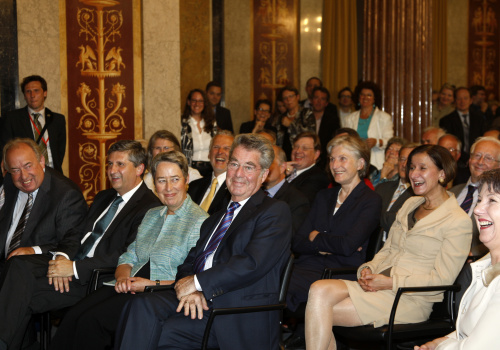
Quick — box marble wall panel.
[299,0,322,99]
[447,0,468,86]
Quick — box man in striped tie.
[116,133,293,350]
[451,136,500,258]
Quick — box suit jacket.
[1,106,67,173]
[176,190,292,350]
[317,105,341,167]
[0,168,87,264]
[375,181,414,232]
[187,176,231,215]
[293,182,382,267]
[272,180,310,233]
[215,105,233,132]
[450,183,488,257]
[68,182,161,284]
[439,109,486,156]
[289,164,330,204]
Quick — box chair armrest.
[144,284,175,293]
[322,266,358,279]
[87,267,115,295]
[202,303,286,350]
[387,284,461,344]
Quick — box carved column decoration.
[363,0,433,142]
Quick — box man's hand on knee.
[49,276,72,293]
[174,275,197,299]
[176,291,209,320]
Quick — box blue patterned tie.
[74,195,123,261]
[193,202,240,273]
[460,185,476,214]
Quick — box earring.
[438,178,444,184]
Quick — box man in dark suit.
[0,138,87,270]
[239,99,277,134]
[188,132,233,215]
[312,87,340,167]
[0,75,66,174]
[0,140,160,350]
[375,143,417,237]
[264,145,310,233]
[206,81,233,132]
[439,87,486,162]
[286,132,330,203]
[450,136,500,259]
[115,134,292,350]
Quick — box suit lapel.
[20,107,35,139]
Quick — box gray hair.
[327,135,370,178]
[470,136,500,160]
[107,140,147,168]
[209,130,234,150]
[150,151,189,180]
[230,133,274,171]
[438,134,462,152]
[3,138,42,171]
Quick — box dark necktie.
[74,195,124,261]
[32,113,48,158]
[460,185,476,214]
[462,114,470,152]
[287,169,298,183]
[193,202,240,273]
[7,193,34,256]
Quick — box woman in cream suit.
[305,145,472,350]
[343,81,394,170]
[416,168,500,349]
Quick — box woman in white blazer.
[416,168,500,350]
[343,81,394,170]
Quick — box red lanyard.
[28,112,49,146]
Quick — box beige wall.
[224,1,252,133]
[446,0,468,87]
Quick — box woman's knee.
[308,279,348,302]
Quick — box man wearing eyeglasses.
[438,134,469,186]
[239,99,277,134]
[115,134,292,350]
[285,132,329,204]
[450,136,500,257]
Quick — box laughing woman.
[305,144,472,350]
[415,168,500,349]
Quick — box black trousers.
[0,255,87,349]
[115,289,218,350]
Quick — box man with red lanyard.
[0,75,66,174]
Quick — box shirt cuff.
[194,275,202,291]
[73,261,79,279]
[32,246,42,254]
[52,252,70,260]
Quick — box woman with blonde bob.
[305,144,472,350]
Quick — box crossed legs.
[305,280,362,350]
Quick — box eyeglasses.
[153,146,174,153]
[227,161,261,174]
[359,93,374,98]
[283,94,297,101]
[257,108,271,113]
[340,95,352,99]
[190,99,204,104]
[446,148,458,153]
[470,152,500,165]
[292,145,315,152]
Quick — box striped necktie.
[193,202,240,273]
[32,113,48,158]
[7,193,34,256]
[460,185,476,214]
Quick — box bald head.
[438,134,461,161]
[421,127,446,145]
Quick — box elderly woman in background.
[287,135,382,314]
[181,89,218,177]
[415,168,500,349]
[305,145,472,350]
[432,83,455,127]
[370,137,407,187]
[144,130,202,191]
[343,81,394,170]
[50,151,209,350]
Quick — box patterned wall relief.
[66,0,140,203]
[468,0,499,100]
[253,0,298,111]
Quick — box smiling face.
[206,86,222,106]
[23,81,47,112]
[439,88,454,107]
[107,151,144,196]
[469,141,500,183]
[188,91,205,117]
[474,185,500,252]
[408,152,445,197]
[359,88,375,109]
[254,102,272,122]
[209,134,234,176]
[291,137,320,170]
[329,144,363,186]
[455,89,472,113]
[6,143,45,193]
[385,143,402,164]
[152,139,177,157]
[226,146,268,202]
[155,161,188,212]
[312,90,328,113]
